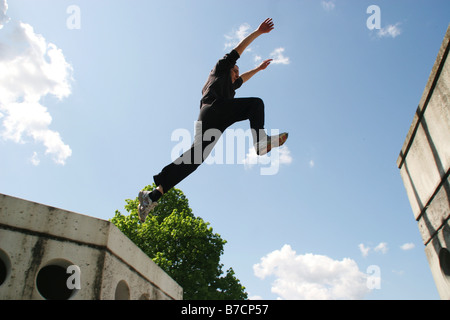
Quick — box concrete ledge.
[397,24,450,169]
[0,193,183,300]
[397,24,450,219]
[417,175,450,244]
[425,219,450,299]
[397,24,450,300]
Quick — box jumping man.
[138,18,288,222]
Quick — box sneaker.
[138,190,158,222]
[254,132,288,156]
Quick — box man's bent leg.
[217,98,266,144]
[217,98,288,156]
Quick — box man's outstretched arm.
[241,59,273,83]
[234,18,274,56]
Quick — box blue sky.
[1,0,449,300]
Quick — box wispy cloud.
[30,151,40,166]
[359,242,389,257]
[359,243,370,258]
[400,243,415,251]
[224,23,251,51]
[269,47,290,65]
[0,0,10,28]
[224,23,291,66]
[243,144,292,175]
[374,242,389,254]
[392,269,405,276]
[254,244,371,300]
[377,23,402,38]
[0,0,73,165]
[321,0,336,11]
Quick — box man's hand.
[257,59,273,71]
[257,18,275,35]
[241,59,273,84]
[234,18,274,56]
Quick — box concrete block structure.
[0,193,183,300]
[397,25,450,299]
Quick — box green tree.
[111,184,248,300]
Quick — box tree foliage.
[111,184,248,300]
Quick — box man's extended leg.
[152,119,221,193]
[139,125,219,222]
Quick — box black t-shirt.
[200,50,243,108]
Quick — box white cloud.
[243,147,258,168]
[253,54,262,65]
[224,23,251,51]
[321,0,336,11]
[359,243,370,258]
[392,269,405,276]
[243,145,292,174]
[0,1,73,165]
[0,0,9,28]
[269,47,290,65]
[309,160,315,168]
[224,23,291,66]
[30,151,40,166]
[359,242,389,257]
[377,23,402,38]
[374,242,388,254]
[278,145,293,165]
[254,244,371,300]
[400,243,415,251]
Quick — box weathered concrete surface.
[425,220,450,299]
[0,193,183,300]
[397,24,450,300]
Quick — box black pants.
[153,97,265,193]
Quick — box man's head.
[230,65,240,83]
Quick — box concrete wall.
[0,193,183,300]
[397,25,450,299]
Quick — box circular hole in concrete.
[115,280,130,300]
[139,293,150,300]
[439,247,450,284]
[0,249,11,286]
[36,260,78,300]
